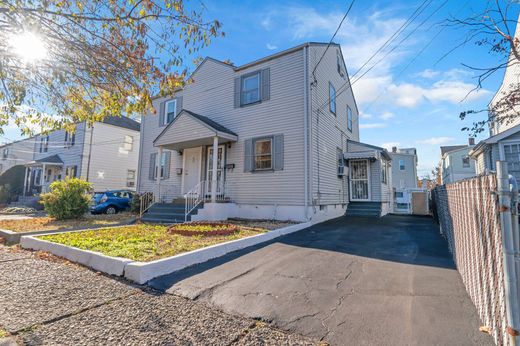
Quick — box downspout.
[85,124,94,182]
[303,45,309,221]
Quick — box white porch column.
[23,166,28,195]
[211,136,219,203]
[156,146,163,202]
[42,164,46,193]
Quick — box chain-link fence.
[433,174,509,345]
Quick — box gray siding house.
[137,42,392,222]
[23,117,140,195]
[0,137,35,175]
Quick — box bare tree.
[449,0,520,135]
[0,0,223,135]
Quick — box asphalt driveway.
[150,215,493,346]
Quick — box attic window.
[337,52,344,77]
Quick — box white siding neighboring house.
[137,42,397,222]
[440,141,476,184]
[0,138,35,174]
[23,116,140,195]
[388,147,420,214]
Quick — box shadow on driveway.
[149,214,492,346]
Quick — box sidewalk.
[0,245,316,346]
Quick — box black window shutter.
[158,101,165,126]
[149,153,157,180]
[176,96,183,116]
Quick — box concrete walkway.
[150,215,494,346]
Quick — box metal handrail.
[185,181,205,222]
[139,191,155,218]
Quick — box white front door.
[206,145,225,194]
[182,147,202,194]
[350,160,370,201]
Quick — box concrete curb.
[124,221,313,284]
[0,219,136,245]
[19,220,316,285]
[20,235,134,276]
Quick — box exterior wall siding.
[0,138,35,174]
[390,153,417,189]
[308,45,359,206]
[139,49,308,205]
[82,122,140,191]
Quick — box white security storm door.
[350,160,370,201]
[206,145,225,195]
[182,147,202,194]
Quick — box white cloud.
[380,111,394,120]
[381,142,400,150]
[417,137,455,145]
[360,123,387,129]
[266,43,277,50]
[359,112,373,119]
[261,15,273,30]
[416,69,440,79]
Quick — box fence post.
[497,161,520,344]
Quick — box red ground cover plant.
[168,222,241,237]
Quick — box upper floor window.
[40,136,49,153]
[241,72,260,105]
[337,51,345,77]
[164,99,177,124]
[123,135,133,151]
[329,82,336,115]
[382,162,388,183]
[347,106,353,132]
[64,132,75,148]
[3,148,9,159]
[399,159,405,171]
[254,138,272,170]
[462,156,470,168]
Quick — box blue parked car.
[90,190,134,214]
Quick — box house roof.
[470,122,520,157]
[346,140,392,161]
[153,109,238,148]
[34,154,63,164]
[102,116,140,132]
[183,110,237,136]
[440,145,467,156]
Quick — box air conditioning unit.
[338,165,348,177]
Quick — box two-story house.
[137,42,394,223]
[388,147,419,213]
[23,116,140,195]
[440,140,476,184]
[0,137,35,175]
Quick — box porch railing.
[139,191,155,218]
[184,180,227,222]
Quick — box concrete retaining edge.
[20,235,134,276]
[124,221,313,284]
[20,219,322,285]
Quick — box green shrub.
[130,193,141,214]
[40,178,93,220]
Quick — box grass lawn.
[40,223,269,262]
[0,213,134,233]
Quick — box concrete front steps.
[346,202,382,217]
[140,202,203,224]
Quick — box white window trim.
[253,137,273,171]
[241,72,261,106]
[164,99,177,125]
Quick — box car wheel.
[105,206,117,215]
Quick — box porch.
[143,110,238,223]
[23,155,64,196]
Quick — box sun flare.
[9,31,47,63]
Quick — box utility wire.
[312,0,356,82]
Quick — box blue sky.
[3,0,515,177]
[191,0,517,177]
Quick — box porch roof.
[344,150,382,161]
[154,109,238,150]
[26,154,64,166]
[345,140,392,161]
